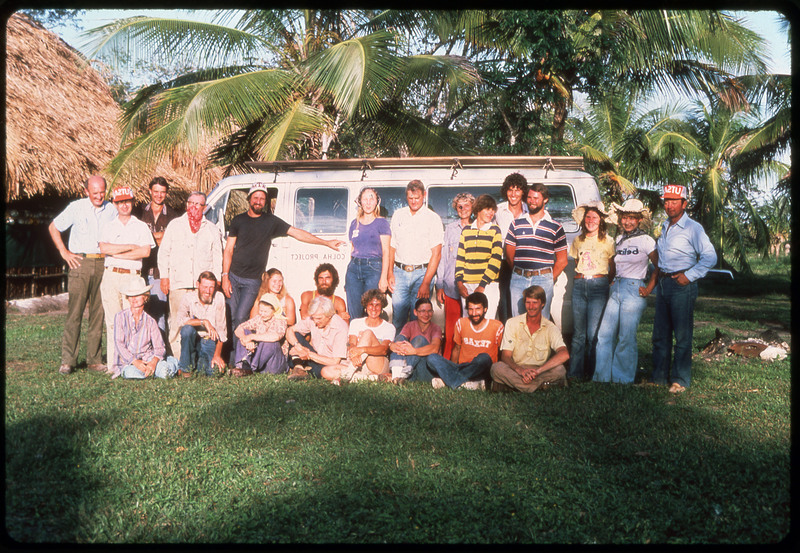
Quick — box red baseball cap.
[661,184,687,200]
[112,186,134,202]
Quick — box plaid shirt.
[113,309,166,371]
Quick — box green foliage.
[5,271,791,543]
[19,9,85,29]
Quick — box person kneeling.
[176,271,227,377]
[490,285,569,392]
[231,292,288,376]
[112,276,178,379]
[323,289,394,384]
[424,292,504,390]
[285,296,349,381]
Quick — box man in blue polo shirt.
[48,175,118,374]
[504,183,568,320]
[651,184,716,393]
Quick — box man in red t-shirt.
[425,292,504,390]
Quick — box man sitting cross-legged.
[490,285,569,392]
[422,292,504,390]
[285,296,349,381]
[111,276,179,380]
[388,297,443,384]
[176,271,228,377]
[322,289,395,384]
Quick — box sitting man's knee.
[180,325,196,339]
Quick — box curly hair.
[361,288,388,309]
[314,263,340,289]
[500,172,528,201]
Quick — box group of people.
[50,172,715,394]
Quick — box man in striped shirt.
[505,183,568,320]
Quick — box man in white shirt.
[99,186,155,373]
[158,191,223,358]
[388,180,443,332]
[48,175,117,374]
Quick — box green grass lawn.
[4,256,791,543]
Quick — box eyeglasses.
[187,201,206,207]
[416,308,433,313]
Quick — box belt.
[659,271,685,279]
[574,273,607,279]
[513,266,552,278]
[395,261,428,272]
[107,267,141,275]
[81,253,105,259]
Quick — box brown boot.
[287,365,309,381]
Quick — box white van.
[204,156,602,334]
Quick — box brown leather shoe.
[287,366,309,381]
[88,364,108,373]
[59,364,73,375]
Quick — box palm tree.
[83,10,480,185]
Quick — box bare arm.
[450,343,461,364]
[378,234,391,293]
[299,291,313,320]
[552,249,568,281]
[640,250,659,297]
[387,245,397,292]
[48,222,82,269]
[221,235,236,297]
[417,244,442,299]
[99,243,151,260]
[287,226,344,251]
[505,243,516,268]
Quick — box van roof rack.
[246,156,585,174]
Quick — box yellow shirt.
[569,234,615,276]
[500,314,566,366]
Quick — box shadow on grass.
[171,382,791,543]
[5,411,120,543]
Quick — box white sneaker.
[431,377,446,389]
[391,364,413,380]
[461,380,486,391]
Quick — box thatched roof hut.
[5,12,225,207]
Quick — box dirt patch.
[6,360,38,372]
[6,293,69,315]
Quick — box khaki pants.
[167,288,193,359]
[490,361,566,392]
[61,257,106,366]
[100,269,136,367]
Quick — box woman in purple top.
[345,187,391,318]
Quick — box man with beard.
[422,292,504,390]
[176,271,228,377]
[135,176,178,337]
[221,183,345,360]
[299,263,350,322]
[158,191,223,358]
[505,183,568,320]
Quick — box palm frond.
[255,100,329,161]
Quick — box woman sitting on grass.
[231,292,288,376]
[250,267,296,326]
[322,289,395,385]
[593,199,658,384]
[567,201,615,382]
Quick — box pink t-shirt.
[398,320,443,345]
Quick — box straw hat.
[571,201,609,225]
[258,292,285,319]
[122,276,152,297]
[609,198,652,230]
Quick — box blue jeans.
[228,272,262,360]
[510,271,554,319]
[345,257,383,319]
[425,352,492,389]
[179,325,218,376]
[389,335,432,382]
[568,277,609,380]
[594,278,647,383]
[651,277,698,387]
[122,356,179,379]
[391,266,428,332]
[145,276,168,335]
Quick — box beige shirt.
[158,214,223,289]
[176,290,228,343]
[100,216,155,271]
[500,314,566,367]
[390,206,443,265]
[292,314,349,359]
[569,234,615,276]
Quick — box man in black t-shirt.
[221,182,345,360]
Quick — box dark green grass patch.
[4,272,791,544]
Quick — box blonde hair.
[258,268,287,301]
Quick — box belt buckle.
[404,265,414,272]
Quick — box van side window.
[295,188,348,234]
[534,183,578,231]
[373,187,408,221]
[427,185,503,227]
[219,187,279,230]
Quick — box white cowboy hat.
[258,292,286,320]
[571,201,609,225]
[122,276,152,297]
[609,198,652,230]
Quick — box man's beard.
[469,314,485,325]
[528,203,544,215]
[317,283,336,296]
